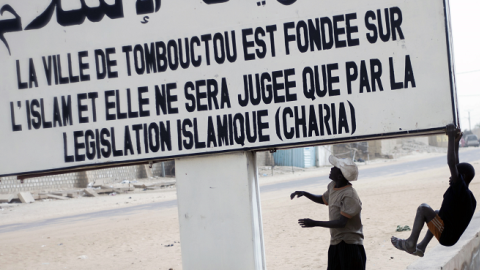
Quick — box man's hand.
[290,191,305,200]
[446,123,456,136]
[455,128,463,143]
[298,218,317,227]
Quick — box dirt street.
[1,149,480,270]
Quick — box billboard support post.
[175,151,265,270]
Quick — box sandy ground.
[1,149,480,270]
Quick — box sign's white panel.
[0,0,457,176]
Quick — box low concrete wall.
[0,161,175,194]
[407,212,480,270]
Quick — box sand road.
[1,149,480,269]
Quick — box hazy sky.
[450,0,480,130]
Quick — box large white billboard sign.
[0,0,457,176]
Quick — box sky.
[449,0,480,130]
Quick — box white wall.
[316,146,333,167]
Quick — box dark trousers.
[327,241,366,270]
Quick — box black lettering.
[282,107,294,139]
[95,49,107,79]
[272,70,285,103]
[155,41,168,72]
[370,59,383,92]
[378,9,391,42]
[100,128,112,158]
[284,68,297,102]
[42,56,53,86]
[194,118,206,149]
[184,82,195,112]
[257,110,269,142]
[308,19,321,51]
[78,51,90,81]
[195,80,208,111]
[105,90,116,120]
[124,126,134,156]
[200,34,212,66]
[62,95,73,126]
[85,130,96,160]
[338,102,349,134]
[390,7,404,40]
[213,32,225,64]
[134,44,145,75]
[29,58,39,88]
[345,61,358,95]
[255,27,267,58]
[190,37,201,67]
[217,115,229,146]
[225,31,237,63]
[359,60,371,93]
[127,89,138,118]
[10,102,22,131]
[77,93,89,123]
[122,45,133,76]
[320,17,333,50]
[67,53,79,83]
[160,121,171,151]
[182,119,193,150]
[116,90,127,120]
[53,97,62,127]
[144,42,157,73]
[333,15,346,48]
[245,111,257,143]
[106,47,118,78]
[64,133,74,162]
[365,11,377,43]
[30,99,41,129]
[242,28,255,61]
[327,64,340,96]
[178,38,190,69]
[132,124,143,154]
[404,55,416,88]
[111,127,123,157]
[345,13,359,46]
[207,79,219,110]
[294,106,307,138]
[74,130,85,161]
[57,55,69,84]
[233,113,245,146]
[138,86,150,117]
[207,116,217,147]
[220,78,231,109]
[16,60,28,89]
[265,25,277,57]
[389,57,403,90]
[308,105,319,137]
[283,22,295,55]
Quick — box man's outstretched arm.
[298,216,349,228]
[446,124,460,183]
[454,128,462,165]
[290,191,325,204]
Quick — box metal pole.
[291,149,293,174]
[469,111,471,131]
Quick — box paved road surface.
[1,149,479,234]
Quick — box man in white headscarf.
[291,155,365,270]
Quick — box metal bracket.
[149,161,153,168]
